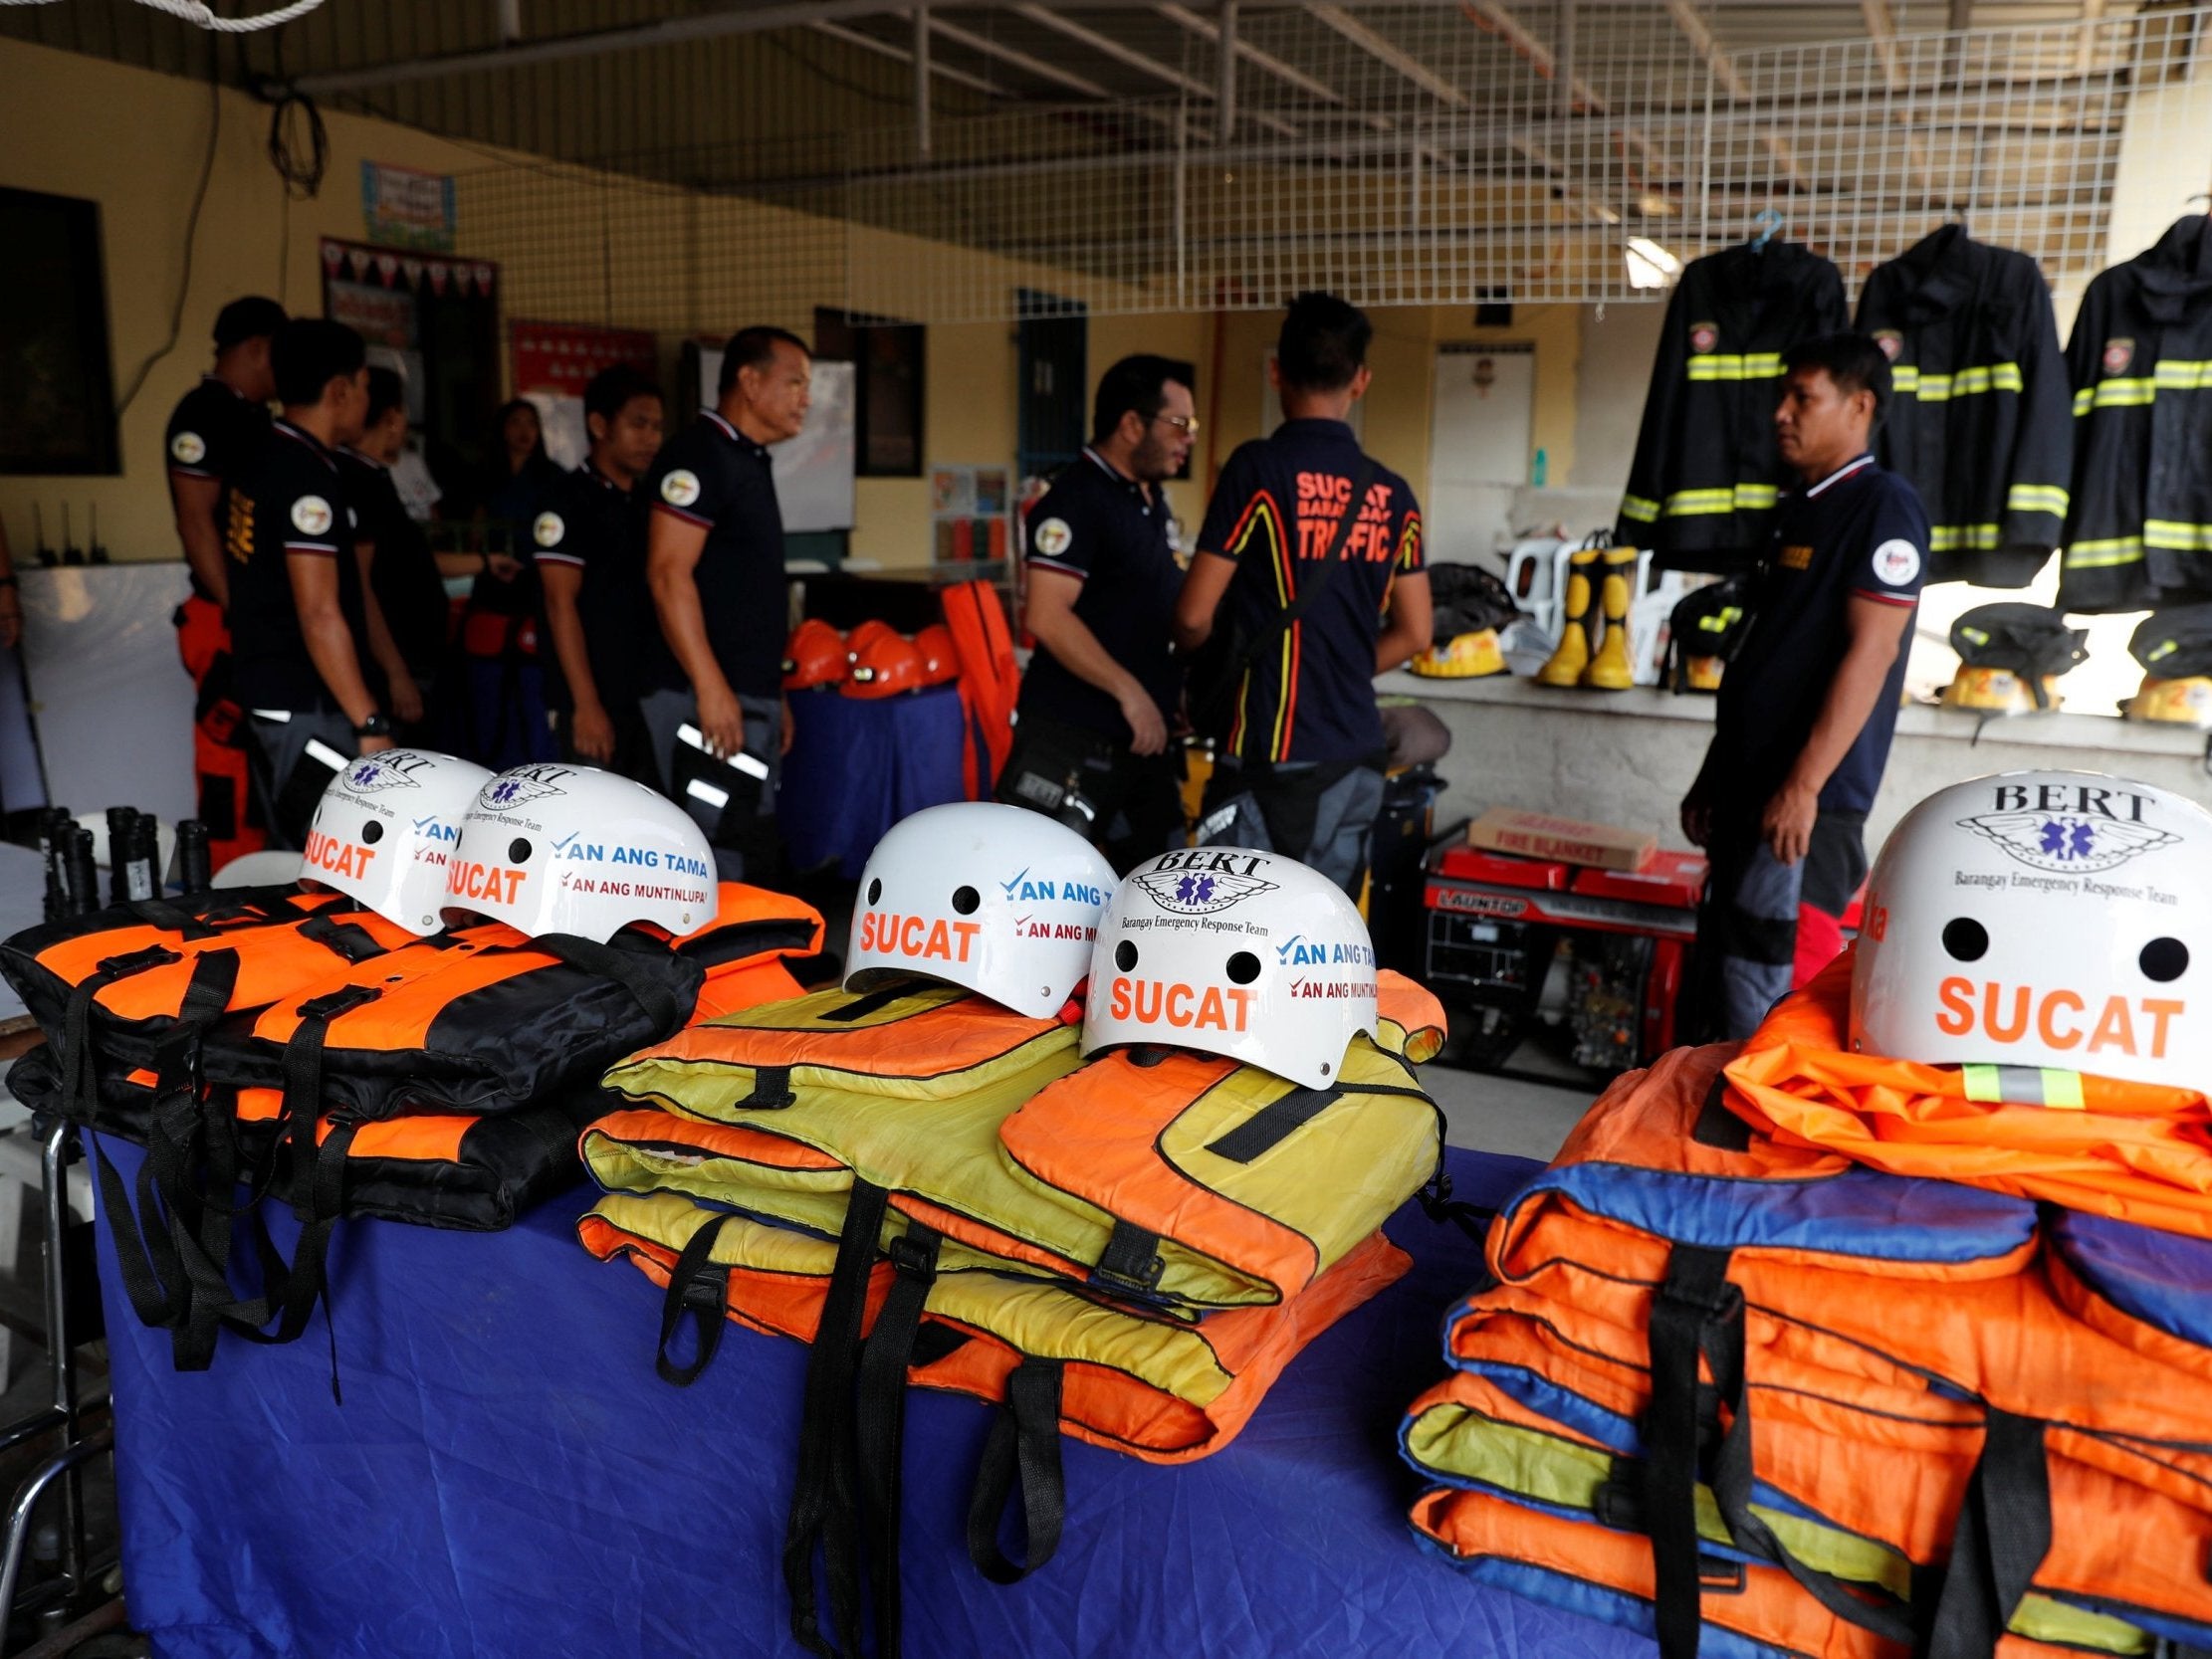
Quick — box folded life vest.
[0,886,417,1117]
[579,1190,1409,1659]
[1407,1490,2099,1659]
[1441,1037,2212,1657]
[202,887,823,1122]
[4,883,820,1371]
[1405,1304,2212,1653]
[594,970,1448,1315]
[1724,950,2212,1238]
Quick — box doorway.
[1428,341,1535,567]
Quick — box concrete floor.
[1428,1062,1599,1162]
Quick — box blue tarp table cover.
[91,1137,1655,1659]
[777,686,968,878]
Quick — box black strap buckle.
[298,984,382,1022]
[888,1231,939,1284]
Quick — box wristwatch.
[353,712,393,738]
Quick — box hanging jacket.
[1618,242,1850,572]
[1723,950,2212,1238]
[1436,1040,2212,1659]
[1856,227,2073,588]
[592,972,1447,1316]
[2059,215,2212,612]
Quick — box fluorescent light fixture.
[1625,236,1683,290]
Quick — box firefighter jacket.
[1618,241,1849,572]
[2060,214,2212,613]
[1396,1033,2212,1658]
[1856,227,2073,588]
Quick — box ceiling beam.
[1009,3,1298,135]
[1156,3,1345,105]
[926,14,1116,99]
[1663,0,1816,194]
[1861,0,1939,196]
[810,18,1003,98]
[1304,5,1468,106]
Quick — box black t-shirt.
[339,449,449,679]
[532,463,655,711]
[165,375,272,602]
[225,420,372,713]
[641,412,787,698]
[1708,454,1930,816]
[1195,418,1425,765]
[1017,448,1184,739]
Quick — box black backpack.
[2128,604,2212,681]
[1425,562,1523,644]
[1951,603,2087,710]
[1661,576,1754,694]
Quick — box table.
[92,1139,1654,1659]
[778,686,969,878]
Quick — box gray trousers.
[637,686,783,882]
[1198,761,1386,899]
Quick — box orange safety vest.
[1405,1038,2212,1658]
[1726,949,2212,1238]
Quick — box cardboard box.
[1466,807,1657,873]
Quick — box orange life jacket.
[4,883,820,1372]
[1411,1038,2212,1657]
[1725,949,2212,1238]
[939,579,1017,797]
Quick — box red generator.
[1422,842,1707,1075]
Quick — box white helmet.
[1851,770,2212,1092]
[845,802,1116,1018]
[1082,847,1379,1090]
[444,762,717,942]
[303,749,493,935]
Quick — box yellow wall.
[0,32,1593,580]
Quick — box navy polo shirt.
[339,448,449,679]
[165,375,272,602]
[1018,447,1184,740]
[226,419,371,713]
[642,412,786,699]
[1711,454,1929,815]
[532,463,655,711]
[1194,418,1424,765]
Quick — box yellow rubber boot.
[1581,546,1639,690]
[1536,549,1598,687]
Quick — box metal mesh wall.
[453,2,2212,332]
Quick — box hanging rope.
[0,0,326,31]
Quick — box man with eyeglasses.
[998,354,1197,872]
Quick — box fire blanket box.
[1421,841,1707,1073]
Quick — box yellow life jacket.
[594,970,1448,1316]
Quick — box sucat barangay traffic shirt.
[1711,452,1930,815]
[1196,417,1424,765]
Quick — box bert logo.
[1936,977,2183,1061]
[857,911,980,964]
[1107,976,1253,1033]
[304,830,375,881]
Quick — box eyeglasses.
[1151,413,1202,435]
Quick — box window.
[815,308,924,477]
[0,187,118,475]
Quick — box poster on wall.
[513,321,658,471]
[359,162,457,252]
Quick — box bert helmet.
[845,633,927,700]
[1851,770,2212,1092]
[846,802,1115,1018]
[304,749,492,935]
[445,763,716,942]
[782,619,848,691]
[1083,848,1379,1090]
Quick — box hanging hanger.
[1750,208,1784,252]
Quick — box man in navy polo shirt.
[998,354,1195,871]
[1173,292,1432,898]
[642,325,810,879]
[1680,332,1929,1039]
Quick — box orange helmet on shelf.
[844,632,929,699]
[914,623,962,687]
[844,619,900,665]
[781,618,848,691]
